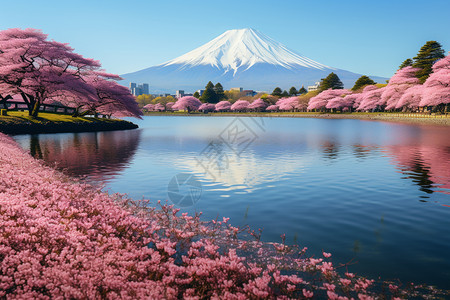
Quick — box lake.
[13,116,450,289]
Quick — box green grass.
[0,111,122,125]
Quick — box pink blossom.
[215,100,232,111]
[308,89,351,111]
[303,289,314,298]
[247,98,267,110]
[231,100,250,112]
[198,103,216,112]
[265,104,278,111]
[172,96,202,112]
[420,53,450,108]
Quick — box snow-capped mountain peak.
[161,28,332,75]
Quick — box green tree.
[135,94,154,108]
[412,41,445,83]
[281,90,289,97]
[289,86,298,96]
[351,75,376,91]
[398,58,413,70]
[193,91,200,99]
[319,72,344,91]
[200,81,218,103]
[298,85,307,95]
[271,87,282,97]
[214,82,226,101]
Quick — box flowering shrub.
[0,133,447,298]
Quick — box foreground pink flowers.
[0,133,446,298]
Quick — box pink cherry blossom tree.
[165,102,174,111]
[154,103,165,112]
[198,103,216,112]
[266,104,279,111]
[231,100,250,112]
[395,85,424,110]
[215,100,232,112]
[308,89,351,111]
[381,66,421,110]
[0,28,101,117]
[79,72,142,118]
[172,96,202,113]
[419,53,450,112]
[248,98,267,111]
[357,86,386,111]
[277,97,298,111]
[143,103,155,111]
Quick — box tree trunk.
[30,101,41,117]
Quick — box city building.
[230,87,243,92]
[242,90,257,97]
[176,90,185,98]
[307,82,320,92]
[129,82,149,96]
[196,89,205,96]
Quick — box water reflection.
[24,130,141,181]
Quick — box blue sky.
[1,0,449,78]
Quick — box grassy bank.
[0,111,138,135]
[143,111,450,126]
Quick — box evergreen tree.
[298,85,307,95]
[289,86,298,95]
[398,58,413,70]
[351,75,376,91]
[281,90,289,97]
[193,91,200,99]
[200,81,218,103]
[412,41,445,83]
[271,87,282,97]
[214,82,226,101]
[319,72,344,91]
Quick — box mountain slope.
[121,28,386,92]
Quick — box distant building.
[230,87,243,92]
[129,82,150,96]
[196,89,205,96]
[307,82,320,92]
[242,90,257,97]
[176,90,185,98]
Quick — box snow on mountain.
[161,28,332,75]
[121,28,386,93]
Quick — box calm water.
[13,116,450,289]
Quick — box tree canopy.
[200,81,218,103]
[319,72,344,91]
[351,75,376,91]
[214,82,226,101]
[0,28,141,118]
[298,86,307,95]
[412,41,445,83]
[398,58,413,70]
[271,87,282,97]
[289,86,298,96]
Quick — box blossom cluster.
[0,133,446,298]
[307,54,449,112]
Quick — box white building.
[307,82,320,92]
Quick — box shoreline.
[143,111,450,126]
[0,111,139,135]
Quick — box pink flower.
[303,289,314,298]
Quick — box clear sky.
[1,0,449,78]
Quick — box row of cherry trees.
[308,54,449,113]
[0,28,141,118]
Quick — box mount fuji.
[121,28,386,93]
